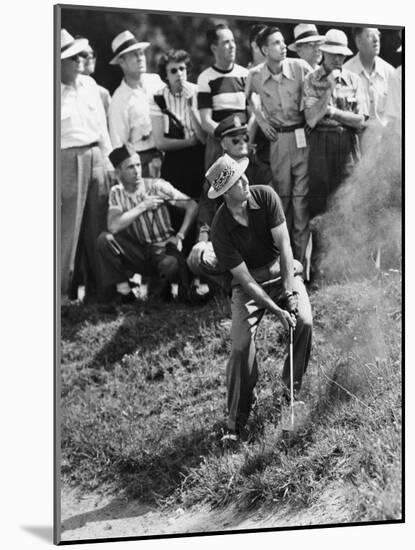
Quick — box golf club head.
[280,401,309,433]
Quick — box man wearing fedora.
[288,23,325,70]
[344,28,395,129]
[207,154,312,442]
[187,113,304,292]
[246,26,312,269]
[60,29,113,302]
[108,30,164,177]
[97,145,198,303]
[303,29,368,218]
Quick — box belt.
[273,123,304,133]
[314,125,353,133]
[64,141,99,150]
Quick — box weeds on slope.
[60,271,401,523]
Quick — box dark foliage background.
[60,6,402,94]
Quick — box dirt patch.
[60,481,357,542]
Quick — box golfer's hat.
[110,30,150,65]
[319,29,353,56]
[288,24,325,52]
[61,29,89,60]
[214,112,248,139]
[206,154,249,199]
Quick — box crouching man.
[97,145,198,303]
[208,154,313,442]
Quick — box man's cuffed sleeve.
[197,71,213,110]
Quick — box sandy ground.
[59,481,356,542]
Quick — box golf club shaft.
[290,325,294,429]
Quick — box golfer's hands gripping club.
[276,308,296,330]
[277,291,299,330]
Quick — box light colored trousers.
[270,133,310,266]
[61,144,108,298]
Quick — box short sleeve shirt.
[303,65,368,127]
[246,59,311,126]
[108,74,164,152]
[109,178,188,244]
[211,185,286,271]
[197,64,248,123]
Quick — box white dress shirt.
[61,74,112,160]
[344,54,395,125]
[384,66,402,123]
[108,74,164,152]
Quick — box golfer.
[208,154,313,442]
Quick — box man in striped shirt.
[97,145,198,303]
[197,23,248,169]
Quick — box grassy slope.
[60,271,401,524]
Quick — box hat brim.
[109,42,150,65]
[220,126,249,138]
[320,44,353,56]
[287,36,325,52]
[207,157,249,199]
[61,38,89,59]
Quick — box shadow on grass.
[62,297,225,371]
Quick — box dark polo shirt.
[211,185,285,271]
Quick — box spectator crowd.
[60,20,402,443]
[60,22,401,305]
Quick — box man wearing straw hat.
[288,23,325,70]
[303,29,368,218]
[60,29,113,302]
[108,30,163,177]
[207,154,313,442]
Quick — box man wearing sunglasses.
[60,29,113,303]
[188,113,260,290]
